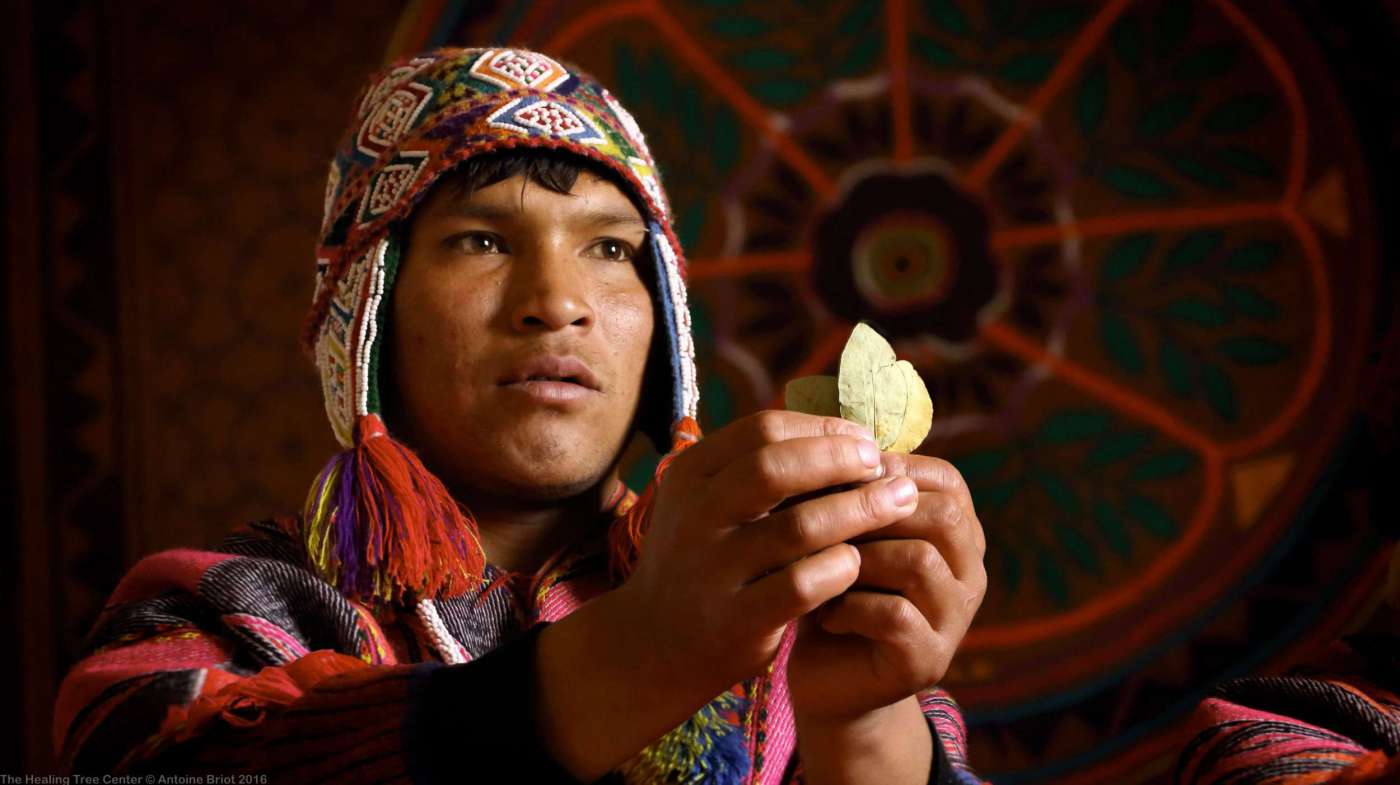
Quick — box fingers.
[712,434,886,521]
[819,591,948,689]
[735,476,919,576]
[736,543,862,634]
[679,410,872,478]
[845,540,982,641]
[853,490,985,583]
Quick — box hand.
[615,410,923,699]
[788,452,987,723]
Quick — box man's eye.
[451,233,505,254]
[588,239,634,261]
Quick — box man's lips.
[498,355,601,393]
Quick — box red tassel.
[607,417,702,581]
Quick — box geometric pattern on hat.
[308,47,696,450]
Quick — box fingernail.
[857,439,879,467]
[853,425,875,442]
[888,476,917,506]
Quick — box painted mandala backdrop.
[392,0,1390,782]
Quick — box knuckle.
[752,411,787,444]
[909,541,946,580]
[782,506,822,549]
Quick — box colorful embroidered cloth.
[53,502,984,783]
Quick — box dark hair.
[434,148,649,217]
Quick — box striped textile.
[1176,635,1400,784]
[53,513,984,783]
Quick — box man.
[53,48,988,784]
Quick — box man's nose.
[507,247,594,332]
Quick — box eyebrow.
[440,202,647,229]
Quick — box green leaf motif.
[1159,339,1195,398]
[1174,45,1238,80]
[677,201,706,257]
[1094,501,1132,556]
[995,547,1022,593]
[1086,430,1151,468]
[731,49,796,70]
[1112,17,1144,70]
[977,481,1019,510]
[1225,242,1281,272]
[1200,360,1238,421]
[709,16,772,37]
[1153,1,1193,55]
[1056,524,1102,575]
[1167,155,1233,190]
[614,45,643,106]
[1217,337,1288,365]
[925,0,971,35]
[1222,285,1278,320]
[646,56,677,118]
[1203,94,1274,133]
[1036,550,1071,607]
[1124,494,1180,539]
[914,38,960,67]
[837,34,881,76]
[1217,146,1278,179]
[1102,165,1177,199]
[955,449,1009,478]
[1131,449,1196,482]
[1000,53,1056,85]
[750,78,810,106]
[1023,5,1090,40]
[1100,309,1146,374]
[1038,409,1112,444]
[1161,230,1223,277]
[837,1,879,33]
[1163,298,1229,327]
[1077,64,1108,136]
[1037,474,1082,516]
[1138,93,1196,137]
[711,109,740,172]
[678,85,703,148]
[1100,233,1155,284]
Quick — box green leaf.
[709,16,772,37]
[1056,523,1101,575]
[837,34,881,76]
[1167,154,1233,190]
[1102,165,1177,198]
[1000,53,1057,84]
[1086,430,1151,468]
[1173,45,1238,80]
[1217,337,1288,365]
[1224,242,1281,272]
[1100,233,1154,283]
[1163,298,1229,327]
[837,1,879,33]
[1037,474,1082,516]
[1153,2,1193,55]
[1036,550,1071,606]
[1222,285,1278,320]
[1112,17,1144,70]
[711,109,740,172]
[914,38,960,67]
[1203,94,1273,133]
[1131,449,1196,481]
[925,0,971,35]
[1094,501,1132,556]
[731,48,797,70]
[1023,5,1090,39]
[751,79,810,106]
[1100,309,1146,374]
[1038,409,1112,443]
[1200,360,1238,421]
[1159,339,1195,398]
[1217,146,1278,178]
[1124,494,1179,539]
[1161,230,1223,277]
[1077,64,1108,136]
[955,449,1009,478]
[1138,93,1196,136]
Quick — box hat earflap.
[303,233,486,604]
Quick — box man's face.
[390,170,654,503]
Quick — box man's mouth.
[499,355,601,398]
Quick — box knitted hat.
[302,47,700,605]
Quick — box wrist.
[795,697,932,785]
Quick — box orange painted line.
[991,203,1286,250]
[642,4,837,201]
[965,0,1133,190]
[686,251,811,281]
[886,0,914,162]
[767,325,850,409]
[1210,0,1308,205]
[1220,207,1331,458]
[544,1,652,54]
